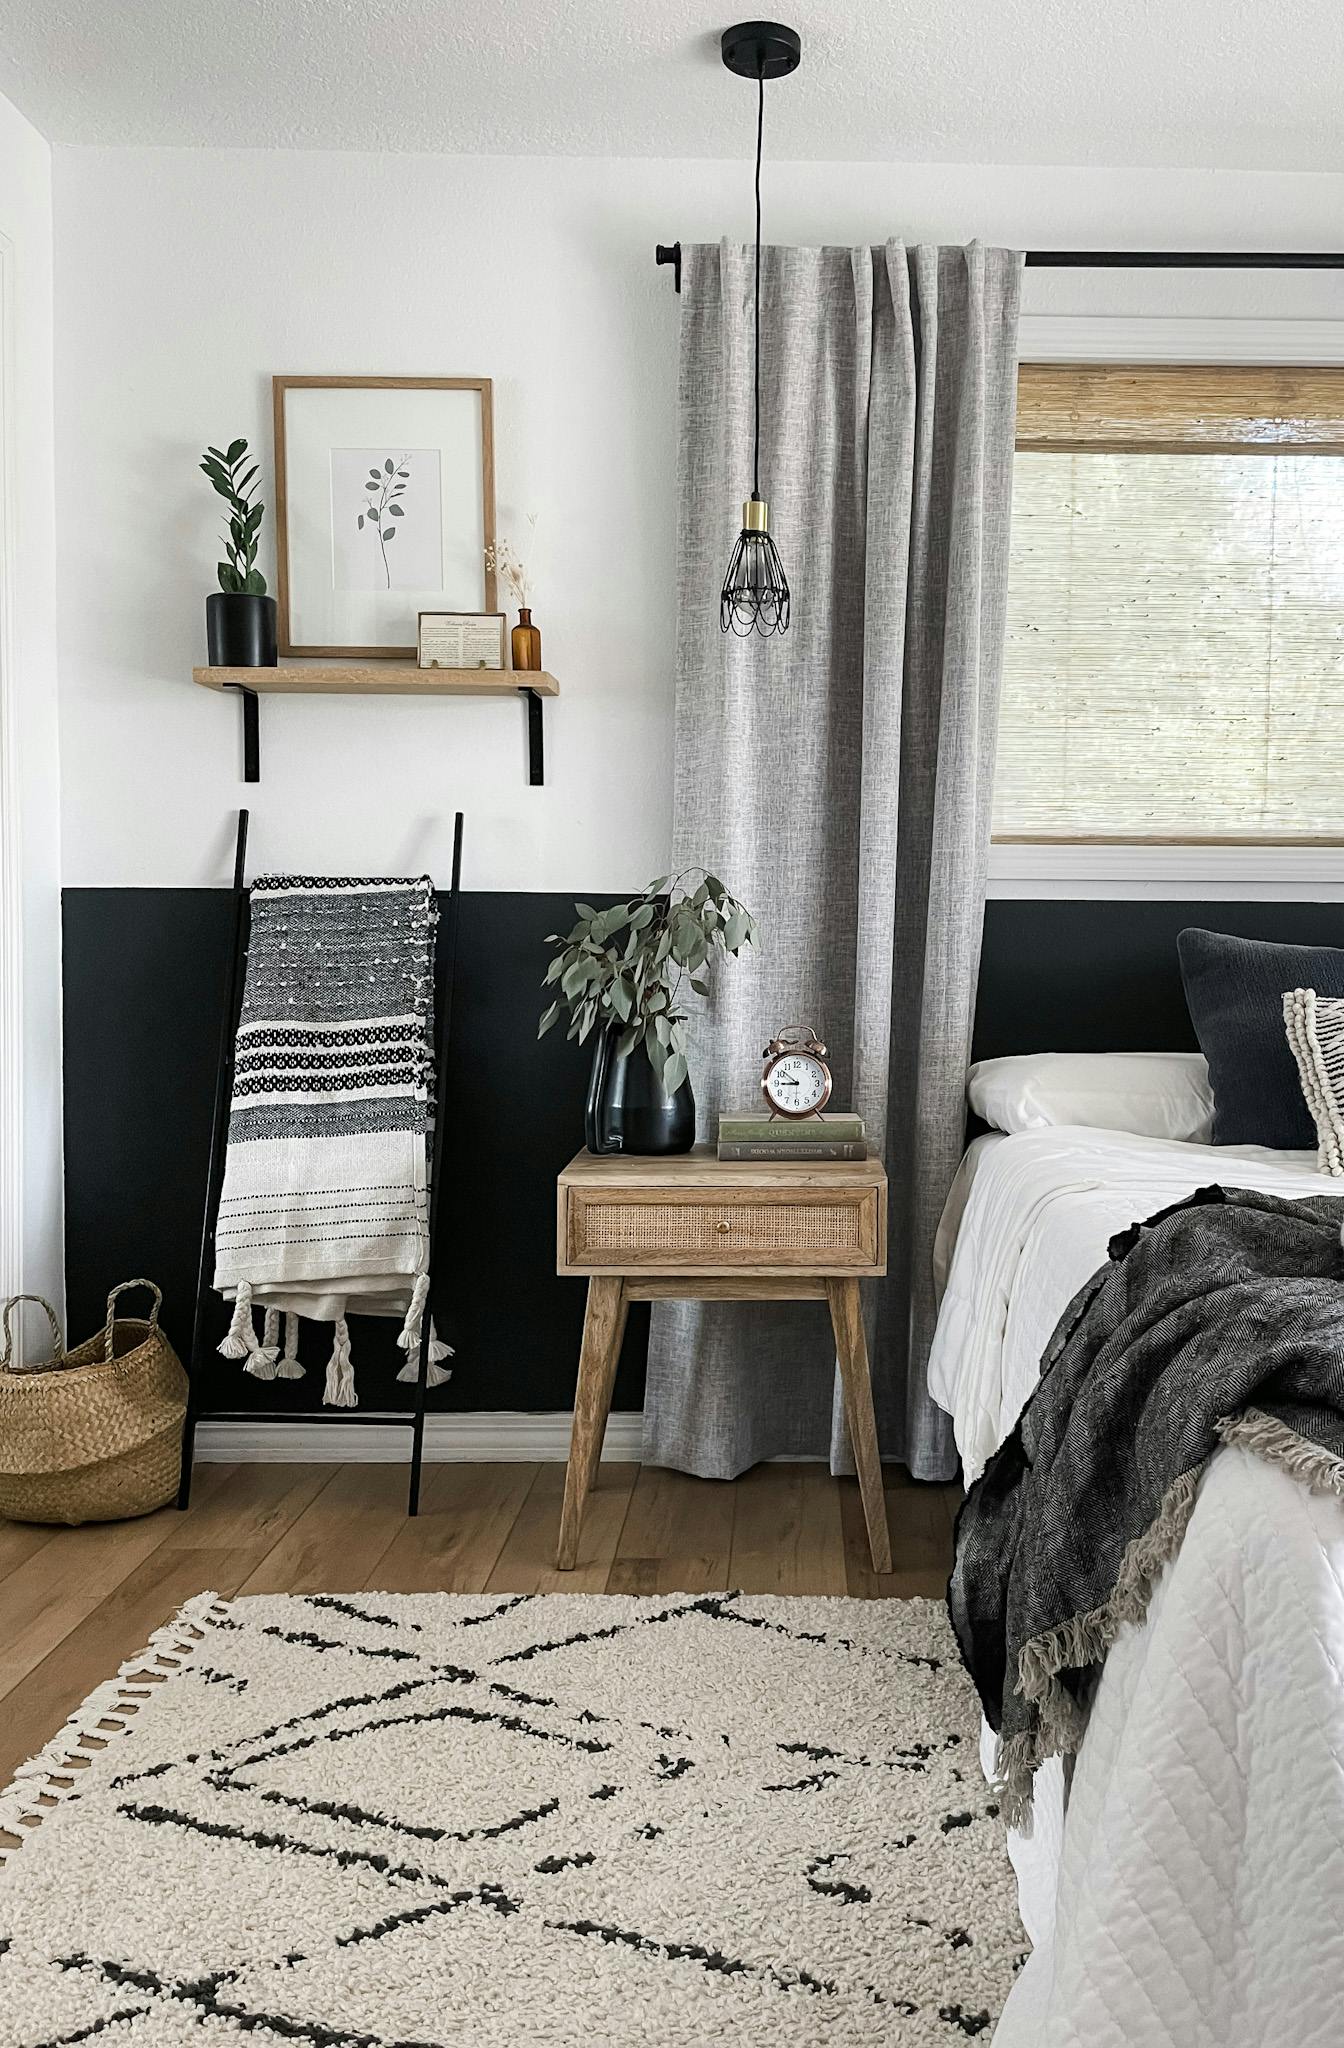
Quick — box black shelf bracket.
[227,682,260,783]
[521,686,545,785]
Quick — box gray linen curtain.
[643,240,1022,1484]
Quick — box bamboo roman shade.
[995,364,1344,842]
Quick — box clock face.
[763,1052,829,1115]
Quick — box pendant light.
[719,20,800,638]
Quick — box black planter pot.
[206,591,278,667]
[585,1025,696,1155]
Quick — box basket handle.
[0,1294,67,1373]
[103,1278,163,1362]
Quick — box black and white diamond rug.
[0,1590,1025,2045]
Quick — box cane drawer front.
[563,1184,882,1273]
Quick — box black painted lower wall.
[62,890,1344,1416]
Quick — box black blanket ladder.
[177,807,463,1515]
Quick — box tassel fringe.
[397,1314,454,1388]
[323,1316,356,1408]
[217,1281,256,1361]
[275,1309,304,1379]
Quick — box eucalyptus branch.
[200,438,267,596]
[539,869,758,1096]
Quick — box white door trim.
[0,231,22,1308]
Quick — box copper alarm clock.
[761,1026,833,1119]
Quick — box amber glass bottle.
[511,607,541,672]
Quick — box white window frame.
[992,316,1344,901]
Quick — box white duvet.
[928,1126,1344,2046]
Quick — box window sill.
[988,841,1344,900]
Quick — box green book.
[718,1111,865,1143]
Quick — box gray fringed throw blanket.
[949,1184,1344,1826]
[213,874,451,1406]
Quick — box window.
[993,365,1344,843]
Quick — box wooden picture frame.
[273,375,497,659]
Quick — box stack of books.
[717,1113,867,1162]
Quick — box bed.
[929,1124,1344,2046]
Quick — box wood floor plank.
[0,1464,233,1698]
[0,1521,56,1587]
[843,1473,956,1600]
[727,1464,847,1596]
[370,1463,538,1593]
[486,1462,638,1594]
[232,1462,410,1595]
[0,1543,266,1797]
[605,1466,735,1596]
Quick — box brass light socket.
[743,496,770,533]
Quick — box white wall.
[0,89,61,1325]
[52,147,1344,897]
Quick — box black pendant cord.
[753,64,763,501]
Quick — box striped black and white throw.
[213,875,450,1405]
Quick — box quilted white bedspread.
[929,1127,1344,2045]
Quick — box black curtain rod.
[653,241,1344,293]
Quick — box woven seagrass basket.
[0,1282,188,1524]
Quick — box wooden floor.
[0,1460,959,1795]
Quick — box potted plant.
[200,438,276,667]
[540,872,757,1155]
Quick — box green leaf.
[388,503,404,517]
[574,902,597,920]
[382,528,396,542]
[609,978,632,1022]
[538,1000,561,1038]
[561,961,588,1000]
[357,513,364,530]
[690,976,710,998]
[244,568,267,595]
[543,955,565,984]
[616,1024,640,1059]
[644,876,669,895]
[385,457,395,474]
[226,438,247,464]
[663,1052,688,1095]
[217,561,242,593]
[724,909,749,950]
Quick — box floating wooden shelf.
[193,666,557,785]
[193,665,559,697]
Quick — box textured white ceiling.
[3,0,1341,169]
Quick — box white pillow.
[967,1051,1214,1143]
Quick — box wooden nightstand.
[555,1145,891,1573]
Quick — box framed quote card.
[273,376,497,658]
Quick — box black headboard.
[973,898,1344,1059]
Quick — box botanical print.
[330,447,444,592]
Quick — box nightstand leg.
[557,1276,628,1569]
[826,1278,893,1574]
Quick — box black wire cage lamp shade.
[719,20,800,638]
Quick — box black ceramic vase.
[207,592,278,667]
[585,1025,696,1155]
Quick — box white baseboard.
[196,1410,646,1463]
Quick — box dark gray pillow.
[1178,927,1344,1148]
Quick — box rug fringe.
[0,1589,230,1862]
